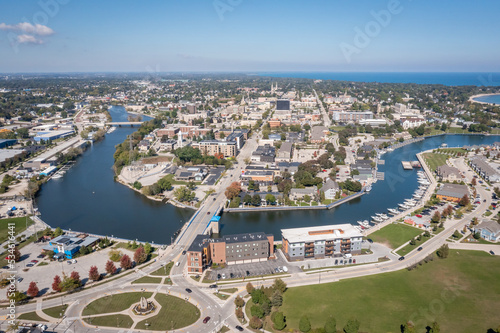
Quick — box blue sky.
[0,0,499,73]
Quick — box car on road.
[367,238,373,243]
[213,198,216,201]
[490,250,495,255]
[217,274,221,280]
[334,259,338,265]
[235,325,244,331]
[207,211,211,215]
[398,256,405,261]
[203,316,211,324]
[17,277,23,283]
[182,251,186,255]
[221,273,226,279]
[185,288,192,293]
[483,199,487,202]
[209,284,217,288]
[417,247,423,251]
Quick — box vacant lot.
[281,250,500,333]
[369,223,422,249]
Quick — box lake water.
[36,106,500,241]
[473,94,500,104]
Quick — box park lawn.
[214,293,229,300]
[423,152,449,172]
[131,276,162,284]
[369,223,423,249]
[396,236,430,256]
[42,304,68,318]
[219,288,238,294]
[18,311,48,322]
[83,314,133,328]
[82,292,153,316]
[0,216,34,243]
[281,250,500,333]
[150,261,173,276]
[135,293,200,330]
[437,147,468,155]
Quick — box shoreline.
[468,93,500,105]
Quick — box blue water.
[473,94,500,104]
[220,134,500,239]
[259,72,500,86]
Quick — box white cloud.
[0,22,54,36]
[17,34,43,44]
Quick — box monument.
[133,296,156,315]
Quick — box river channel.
[36,106,500,242]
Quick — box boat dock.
[401,161,413,170]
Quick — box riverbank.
[469,93,500,105]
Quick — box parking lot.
[205,254,300,281]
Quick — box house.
[138,140,150,152]
[175,167,207,182]
[436,183,469,202]
[435,165,462,182]
[474,220,500,242]
[289,186,318,200]
[321,179,340,200]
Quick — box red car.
[416,214,422,218]
[203,316,211,324]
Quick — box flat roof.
[282,224,362,243]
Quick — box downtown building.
[198,140,237,158]
[187,232,275,274]
[281,224,362,261]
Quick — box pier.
[401,161,413,170]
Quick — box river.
[36,107,500,242]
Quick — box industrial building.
[33,130,75,142]
[281,224,363,261]
[186,232,275,274]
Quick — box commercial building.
[281,224,363,261]
[276,141,293,161]
[276,99,290,111]
[331,111,373,123]
[175,167,207,182]
[436,183,469,202]
[241,170,275,183]
[251,144,275,163]
[198,140,237,158]
[187,232,275,274]
[310,126,328,143]
[44,234,99,259]
[33,130,75,142]
[0,139,17,148]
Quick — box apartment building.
[198,140,237,158]
[281,224,363,261]
[187,232,275,274]
[331,111,373,123]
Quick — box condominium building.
[186,232,275,274]
[198,140,237,158]
[331,111,373,123]
[281,224,363,261]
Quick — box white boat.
[365,185,372,192]
[405,201,416,207]
[372,216,383,223]
[413,194,423,199]
[379,214,389,220]
[418,180,430,185]
[51,174,63,179]
[388,208,399,214]
[398,203,409,209]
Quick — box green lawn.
[82,292,153,316]
[150,261,173,276]
[396,236,430,256]
[281,251,500,333]
[423,152,449,172]
[42,304,68,318]
[436,148,468,155]
[369,223,423,249]
[83,314,134,328]
[18,311,48,322]
[131,276,162,284]
[135,293,200,330]
[219,288,238,294]
[0,216,34,243]
[214,293,230,300]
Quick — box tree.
[157,176,172,192]
[271,290,283,307]
[52,275,62,292]
[88,266,100,281]
[54,227,64,237]
[272,311,286,330]
[187,181,196,190]
[134,246,148,264]
[246,282,254,294]
[251,194,262,206]
[401,321,416,333]
[173,186,195,202]
[471,177,477,186]
[243,194,252,205]
[251,305,264,318]
[249,316,263,329]
[343,318,360,333]
[235,308,244,319]
[437,244,449,259]
[431,210,441,223]
[70,271,81,285]
[59,273,80,292]
[225,182,242,200]
[6,290,27,304]
[428,321,440,333]
[273,278,287,293]
[265,193,276,205]
[325,316,337,333]
[11,247,21,262]
[473,231,481,240]
[109,249,123,262]
[120,254,133,270]
[303,195,311,203]
[234,295,245,308]
[459,194,469,206]
[299,315,311,333]
[105,260,117,275]
[27,281,39,298]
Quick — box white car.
[282,266,288,272]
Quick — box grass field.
[396,236,429,256]
[369,223,423,249]
[437,148,468,155]
[150,261,173,276]
[18,311,47,322]
[42,304,68,318]
[0,216,34,243]
[281,251,500,333]
[82,292,153,316]
[83,314,133,328]
[423,153,449,172]
[131,276,162,284]
[135,293,200,330]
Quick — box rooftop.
[282,224,362,243]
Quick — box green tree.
[428,321,440,333]
[265,193,276,205]
[7,290,27,303]
[325,316,337,333]
[437,244,449,259]
[273,278,287,293]
[246,282,254,294]
[234,295,245,308]
[54,227,64,237]
[251,194,262,206]
[133,181,142,190]
[401,321,416,333]
[271,290,283,307]
[251,305,264,318]
[343,318,360,333]
[272,311,286,330]
[173,186,195,202]
[157,177,172,191]
[243,194,252,205]
[229,197,241,208]
[144,242,152,254]
[299,316,311,333]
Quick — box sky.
[0,0,499,73]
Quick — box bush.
[272,311,286,330]
[249,316,263,329]
[108,249,123,262]
[436,244,449,259]
[299,315,311,333]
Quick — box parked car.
[203,316,211,324]
[217,274,221,280]
[353,259,356,264]
[416,214,422,218]
[17,277,23,283]
[367,238,373,243]
[221,273,226,279]
[31,260,38,263]
[235,325,244,331]
[182,251,186,255]
[209,284,217,288]
[490,250,495,255]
